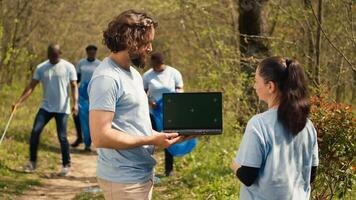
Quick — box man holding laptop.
[88,10,187,199]
[89,10,222,200]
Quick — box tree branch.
[310,2,355,72]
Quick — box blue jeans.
[30,109,70,166]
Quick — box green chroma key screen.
[163,92,222,134]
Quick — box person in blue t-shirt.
[143,52,184,176]
[71,44,101,151]
[88,10,189,200]
[230,56,319,200]
[13,44,78,176]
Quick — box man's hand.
[12,79,39,112]
[72,103,78,116]
[176,135,199,143]
[150,132,183,148]
[70,80,78,115]
[11,102,20,112]
[148,100,157,109]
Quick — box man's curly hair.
[103,10,158,53]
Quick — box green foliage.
[0,175,41,198]
[0,0,355,199]
[310,96,356,200]
[0,82,68,198]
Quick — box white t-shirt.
[33,59,77,114]
[76,58,101,83]
[142,66,183,102]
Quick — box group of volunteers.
[12,9,319,200]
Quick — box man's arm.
[310,166,317,183]
[12,79,39,110]
[77,73,81,83]
[90,110,183,149]
[144,88,157,109]
[76,62,81,83]
[70,80,79,115]
[176,86,184,93]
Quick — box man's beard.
[129,51,146,68]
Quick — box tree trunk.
[304,0,315,85]
[352,70,356,104]
[315,0,323,87]
[238,0,270,75]
[237,0,270,120]
[336,58,344,102]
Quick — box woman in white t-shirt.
[230,56,319,200]
[143,52,183,176]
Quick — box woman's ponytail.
[259,57,310,135]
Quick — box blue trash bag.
[78,82,89,101]
[78,82,91,147]
[150,99,164,132]
[150,98,197,157]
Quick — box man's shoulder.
[166,66,181,75]
[77,58,87,65]
[92,61,119,80]
[95,59,102,64]
[60,59,75,68]
[142,68,154,78]
[36,60,50,69]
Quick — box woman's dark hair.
[103,10,158,53]
[151,52,164,66]
[258,56,310,135]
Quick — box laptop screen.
[163,92,222,134]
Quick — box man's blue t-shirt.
[33,59,77,114]
[142,66,183,102]
[88,57,155,184]
[76,58,101,83]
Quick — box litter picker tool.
[0,107,17,146]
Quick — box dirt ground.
[16,140,99,200]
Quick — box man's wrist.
[143,135,155,146]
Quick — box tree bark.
[315,0,323,87]
[303,0,315,85]
[238,0,270,74]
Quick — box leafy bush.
[310,96,355,200]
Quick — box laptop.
[162,92,222,135]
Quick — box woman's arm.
[310,166,317,184]
[231,161,259,187]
